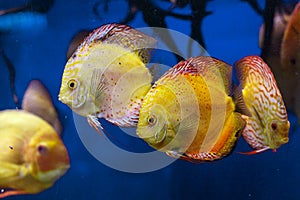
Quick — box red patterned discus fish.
[234,56,290,154]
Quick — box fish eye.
[37,144,48,155]
[67,79,78,90]
[271,122,277,131]
[147,115,157,126]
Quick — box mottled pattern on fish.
[235,56,290,151]
[59,23,156,127]
[137,56,246,162]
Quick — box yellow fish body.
[0,110,70,198]
[58,24,156,129]
[234,56,290,154]
[137,56,246,162]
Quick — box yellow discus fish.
[58,23,156,133]
[137,56,246,162]
[234,56,290,154]
[0,110,70,198]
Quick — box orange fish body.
[234,56,290,153]
[0,110,69,198]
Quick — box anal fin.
[0,189,28,198]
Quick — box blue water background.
[0,0,300,199]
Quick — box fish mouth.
[140,123,168,145]
[58,93,70,105]
[58,91,85,109]
[265,131,289,150]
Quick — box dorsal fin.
[81,24,157,64]
[22,80,63,135]
[166,56,233,94]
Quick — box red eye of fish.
[271,123,277,131]
[37,145,48,155]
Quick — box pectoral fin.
[174,113,200,133]
[233,84,252,117]
[90,69,108,104]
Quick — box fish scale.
[235,56,290,153]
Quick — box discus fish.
[59,23,156,134]
[281,1,300,72]
[137,56,247,162]
[0,110,69,198]
[234,56,290,154]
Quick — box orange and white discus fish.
[234,56,290,154]
[137,56,247,162]
[58,23,156,133]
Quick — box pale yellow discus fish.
[58,23,156,133]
